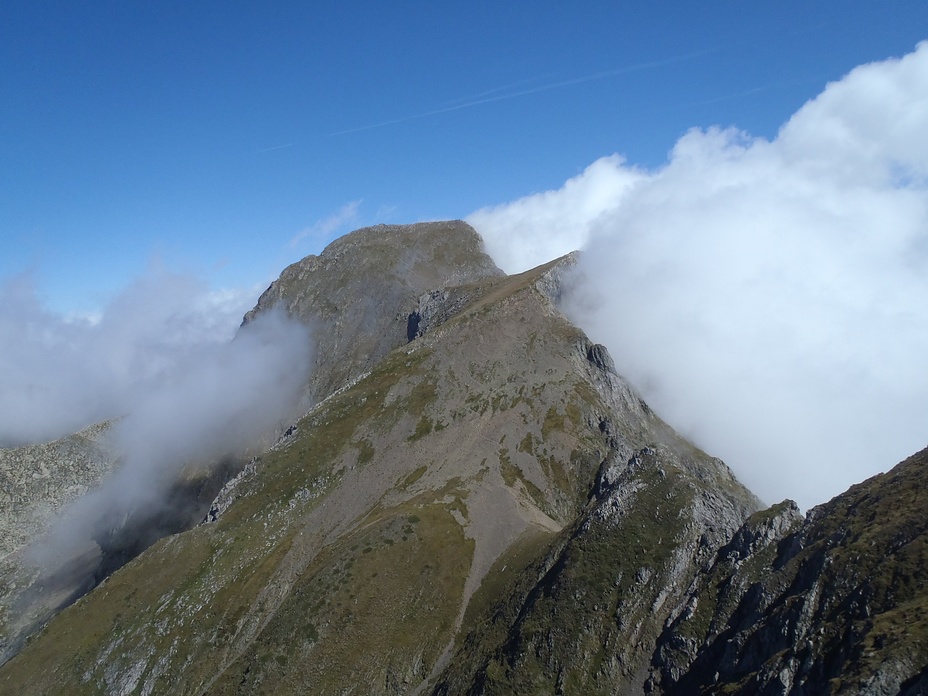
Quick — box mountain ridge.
[0,220,924,695]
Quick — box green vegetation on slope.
[209,504,474,694]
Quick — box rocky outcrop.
[407,287,475,341]
[432,443,759,695]
[650,448,928,695]
[646,500,805,691]
[406,251,579,346]
[205,457,259,523]
[532,249,579,307]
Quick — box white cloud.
[5,266,313,574]
[468,156,644,273]
[470,42,928,511]
[0,265,292,447]
[90,307,311,511]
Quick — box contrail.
[687,77,819,108]
[434,72,562,109]
[329,49,716,137]
[255,142,297,154]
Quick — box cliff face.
[0,221,924,695]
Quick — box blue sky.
[3,1,926,314]
[2,2,928,511]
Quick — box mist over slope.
[2,263,312,561]
[29,308,312,567]
[470,42,928,510]
[0,267,273,447]
[0,269,312,664]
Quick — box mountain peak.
[243,220,503,406]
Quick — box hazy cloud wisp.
[290,200,362,251]
[2,267,313,572]
[470,42,928,511]
[31,307,312,568]
[0,267,263,447]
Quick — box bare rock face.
[646,500,806,690]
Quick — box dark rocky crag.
[0,221,924,695]
[649,448,928,695]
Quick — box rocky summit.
[0,221,925,695]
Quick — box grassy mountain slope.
[0,220,502,675]
[0,223,759,695]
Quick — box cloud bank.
[470,42,928,510]
[0,267,271,447]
